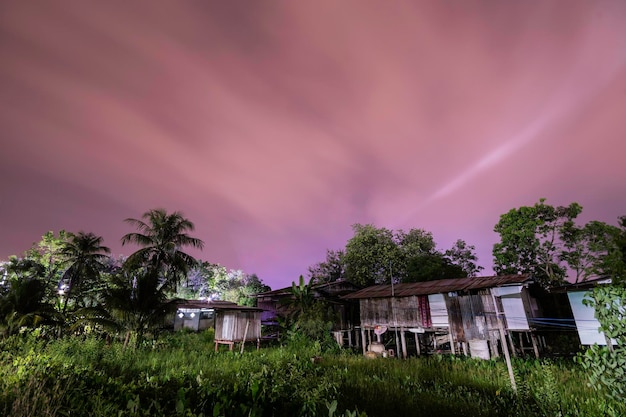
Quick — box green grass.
[0,332,622,417]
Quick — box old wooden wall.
[215,311,261,341]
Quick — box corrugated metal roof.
[343,275,531,299]
[176,299,262,311]
[255,279,362,297]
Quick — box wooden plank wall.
[359,296,424,328]
[215,311,261,341]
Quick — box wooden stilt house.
[343,275,547,359]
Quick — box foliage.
[177,263,270,306]
[493,199,581,287]
[101,267,180,348]
[0,273,59,337]
[578,285,626,407]
[561,220,624,284]
[493,200,625,288]
[23,230,73,293]
[445,239,484,277]
[341,224,477,286]
[59,232,111,313]
[121,208,204,293]
[279,276,339,350]
[0,332,622,417]
[343,224,402,286]
[404,253,465,283]
[309,250,345,284]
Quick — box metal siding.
[567,291,608,345]
[428,294,449,327]
[501,294,530,330]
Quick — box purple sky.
[1,1,626,289]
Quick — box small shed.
[174,300,263,350]
[214,305,262,351]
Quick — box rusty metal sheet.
[343,275,531,299]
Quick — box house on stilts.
[343,274,568,359]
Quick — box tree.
[614,216,626,284]
[59,232,111,313]
[176,261,220,300]
[405,253,466,282]
[0,258,59,337]
[445,239,484,277]
[343,224,402,286]
[317,224,478,286]
[561,220,623,283]
[308,250,345,284]
[121,209,204,293]
[282,275,336,347]
[493,199,582,287]
[100,268,179,348]
[23,231,72,303]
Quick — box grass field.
[0,331,622,417]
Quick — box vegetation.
[0,331,623,417]
[493,199,625,287]
[0,208,269,346]
[578,285,626,409]
[308,224,482,286]
[2,201,626,415]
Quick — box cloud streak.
[1,1,625,288]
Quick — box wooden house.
[344,275,550,359]
[174,300,262,351]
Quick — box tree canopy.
[309,224,480,287]
[493,199,625,287]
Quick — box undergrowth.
[0,332,622,417]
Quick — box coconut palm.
[73,267,178,348]
[59,232,111,313]
[121,209,204,293]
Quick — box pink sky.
[1,1,625,289]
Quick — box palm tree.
[121,209,204,293]
[71,267,178,348]
[59,232,111,313]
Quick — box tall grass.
[0,332,622,416]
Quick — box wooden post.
[414,333,421,356]
[400,328,407,359]
[240,320,250,354]
[490,333,500,358]
[507,332,517,357]
[530,332,540,359]
[492,293,516,392]
[462,342,468,357]
[348,329,352,347]
[361,328,367,355]
[449,332,455,355]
